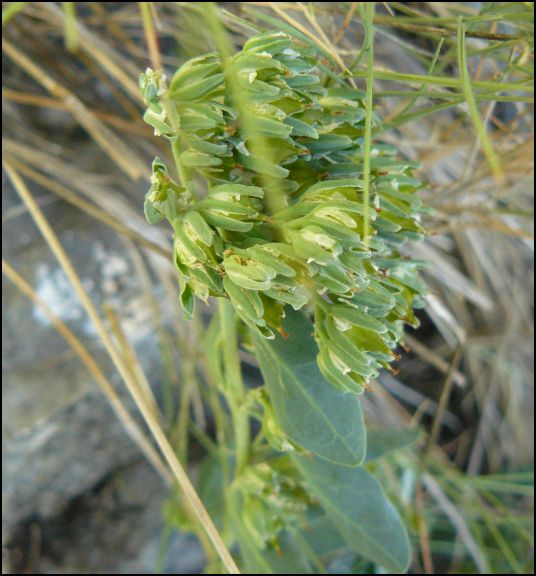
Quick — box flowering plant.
[141,30,425,573]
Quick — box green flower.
[141,31,427,392]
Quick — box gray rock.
[5,460,205,574]
[2,177,171,553]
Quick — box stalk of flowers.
[140,31,427,393]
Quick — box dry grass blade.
[2,159,242,575]
[104,302,162,425]
[4,157,172,260]
[37,2,144,104]
[404,334,467,387]
[425,345,465,454]
[333,2,358,45]
[140,2,163,71]
[1,258,172,486]
[296,2,357,87]
[2,39,146,181]
[2,88,150,135]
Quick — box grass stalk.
[362,2,375,246]
[62,2,79,52]
[103,303,163,424]
[457,18,504,184]
[140,2,163,70]
[352,68,534,93]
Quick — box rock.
[2,174,171,555]
[5,460,205,574]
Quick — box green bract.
[140,30,426,394]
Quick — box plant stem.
[218,298,249,476]
[457,18,504,184]
[171,137,192,191]
[362,2,375,246]
[161,98,192,191]
[62,2,78,53]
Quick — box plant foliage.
[141,29,427,573]
[141,31,427,394]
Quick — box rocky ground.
[2,174,204,573]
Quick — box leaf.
[183,211,213,247]
[320,317,375,378]
[169,55,220,91]
[180,150,222,167]
[200,198,258,218]
[316,345,368,395]
[200,211,254,232]
[307,134,353,155]
[365,428,421,462]
[143,197,163,224]
[284,116,319,139]
[303,178,363,197]
[210,182,264,199]
[178,275,194,320]
[223,276,265,327]
[301,513,347,556]
[238,153,290,179]
[293,456,411,573]
[264,287,308,311]
[224,254,276,291]
[331,305,388,334]
[186,135,228,155]
[242,31,293,55]
[251,309,366,466]
[233,246,296,279]
[245,531,315,574]
[252,115,294,138]
[169,72,224,101]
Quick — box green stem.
[218,298,249,476]
[161,99,193,193]
[457,17,504,184]
[171,137,192,192]
[62,2,78,52]
[362,2,375,246]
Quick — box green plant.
[2,2,533,575]
[141,25,426,574]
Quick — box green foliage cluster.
[139,29,428,573]
[2,1,533,573]
[141,31,427,396]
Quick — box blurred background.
[2,2,534,574]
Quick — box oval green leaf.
[251,309,366,466]
[293,455,411,573]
